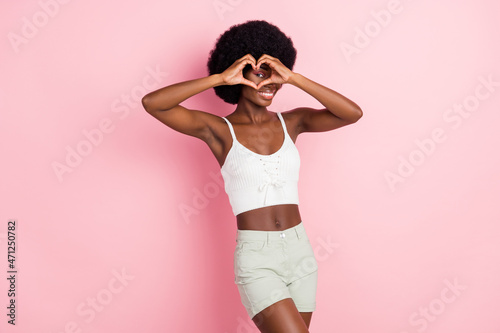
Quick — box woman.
[142,20,362,333]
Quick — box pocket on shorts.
[238,240,266,254]
[234,240,267,284]
[291,236,319,279]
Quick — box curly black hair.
[207,20,297,104]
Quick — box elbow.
[355,107,363,121]
[349,107,363,123]
[141,95,151,113]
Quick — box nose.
[263,82,280,89]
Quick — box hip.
[233,221,318,284]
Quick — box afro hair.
[207,20,297,104]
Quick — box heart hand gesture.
[220,54,258,89]
[255,54,294,90]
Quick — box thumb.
[256,78,273,90]
[241,78,257,90]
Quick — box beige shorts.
[233,222,318,319]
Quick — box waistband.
[236,222,306,242]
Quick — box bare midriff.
[236,204,302,231]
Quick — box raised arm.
[255,54,363,134]
[141,54,258,141]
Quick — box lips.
[257,89,275,100]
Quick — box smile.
[257,90,275,100]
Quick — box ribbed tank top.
[220,112,300,216]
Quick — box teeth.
[258,91,274,98]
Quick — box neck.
[233,99,272,124]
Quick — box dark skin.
[142,53,362,332]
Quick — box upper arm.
[141,100,217,143]
[289,107,361,135]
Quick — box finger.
[247,54,257,69]
[237,58,252,71]
[257,59,278,71]
[256,54,276,69]
[241,78,257,89]
[257,58,290,82]
[239,54,257,69]
[241,58,257,72]
[234,58,255,74]
[256,78,273,90]
[257,54,274,62]
[256,57,269,70]
[239,53,255,62]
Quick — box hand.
[220,54,258,89]
[255,54,295,90]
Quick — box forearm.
[288,73,362,121]
[142,74,224,112]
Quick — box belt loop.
[267,232,271,246]
[296,222,303,239]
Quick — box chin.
[253,99,273,107]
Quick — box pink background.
[1,0,499,332]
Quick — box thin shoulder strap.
[221,117,237,140]
[276,112,290,138]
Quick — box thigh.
[288,269,318,313]
[288,233,318,314]
[252,298,310,333]
[299,312,313,329]
[234,239,292,318]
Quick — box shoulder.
[200,112,231,143]
[196,113,234,167]
[278,108,310,139]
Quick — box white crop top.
[220,112,300,216]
